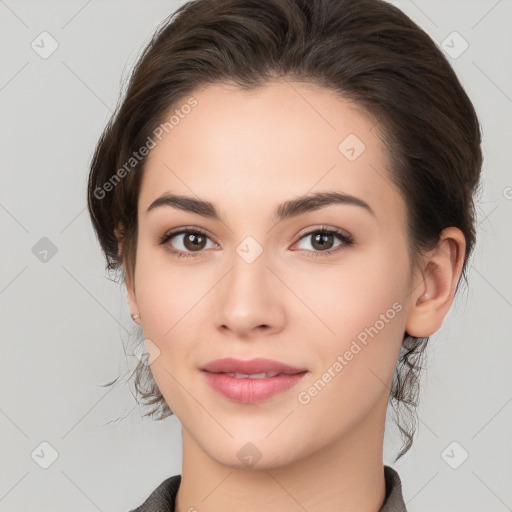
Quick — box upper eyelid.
[295,225,351,240]
[164,226,217,243]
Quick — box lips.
[200,358,308,403]
[200,357,307,376]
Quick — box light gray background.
[1,0,511,511]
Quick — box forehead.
[139,80,404,224]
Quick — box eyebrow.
[146,191,375,223]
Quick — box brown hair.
[87,0,482,460]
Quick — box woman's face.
[128,80,419,469]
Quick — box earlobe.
[123,256,141,323]
[125,273,142,325]
[126,279,139,315]
[405,227,466,338]
[116,224,141,325]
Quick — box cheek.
[133,253,206,412]
[290,243,409,401]
[132,241,216,376]
[291,271,406,437]
[287,244,408,344]
[134,239,197,334]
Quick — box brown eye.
[294,227,353,257]
[160,228,217,258]
[182,232,207,251]
[310,232,335,251]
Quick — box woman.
[87,0,482,510]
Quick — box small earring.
[131,313,140,322]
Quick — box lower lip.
[202,371,308,403]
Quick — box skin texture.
[122,79,465,512]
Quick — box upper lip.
[201,357,307,375]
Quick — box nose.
[213,249,286,339]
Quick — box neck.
[175,398,388,512]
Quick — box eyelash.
[158,226,354,259]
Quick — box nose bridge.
[213,239,285,335]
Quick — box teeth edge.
[224,372,280,378]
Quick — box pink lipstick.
[201,357,308,403]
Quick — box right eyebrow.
[146,193,218,219]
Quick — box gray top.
[130,465,407,511]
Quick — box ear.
[405,227,466,338]
[115,224,140,325]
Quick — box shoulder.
[380,465,407,512]
[129,474,182,512]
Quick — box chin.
[199,433,307,472]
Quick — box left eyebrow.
[273,191,375,223]
[145,191,376,222]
